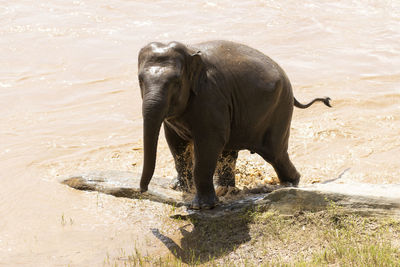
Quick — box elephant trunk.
[140,96,167,192]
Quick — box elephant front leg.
[172,144,194,191]
[191,141,223,210]
[164,125,194,192]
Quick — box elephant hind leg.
[270,152,300,186]
[215,150,238,187]
[258,150,300,186]
[258,123,300,186]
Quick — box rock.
[60,170,187,206]
[259,184,400,217]
[60,171,400,218]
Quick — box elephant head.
[138,42,206,192]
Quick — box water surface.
[1,0,399,265]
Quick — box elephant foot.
[169,177,193,192]
[279,181,297,187]
[279,175,300,187]
[215,186,240,197]
[190,193,219,210]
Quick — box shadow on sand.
[151,209,254,264]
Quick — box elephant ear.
[188,51,207,95]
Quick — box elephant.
[138,40,331,209]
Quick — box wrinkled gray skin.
[138,40,331,209]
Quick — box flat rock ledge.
[60,170,400,218]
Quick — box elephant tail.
[294,97,332,109]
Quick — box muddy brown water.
[1,0,399,265]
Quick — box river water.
[1,0,399,265]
